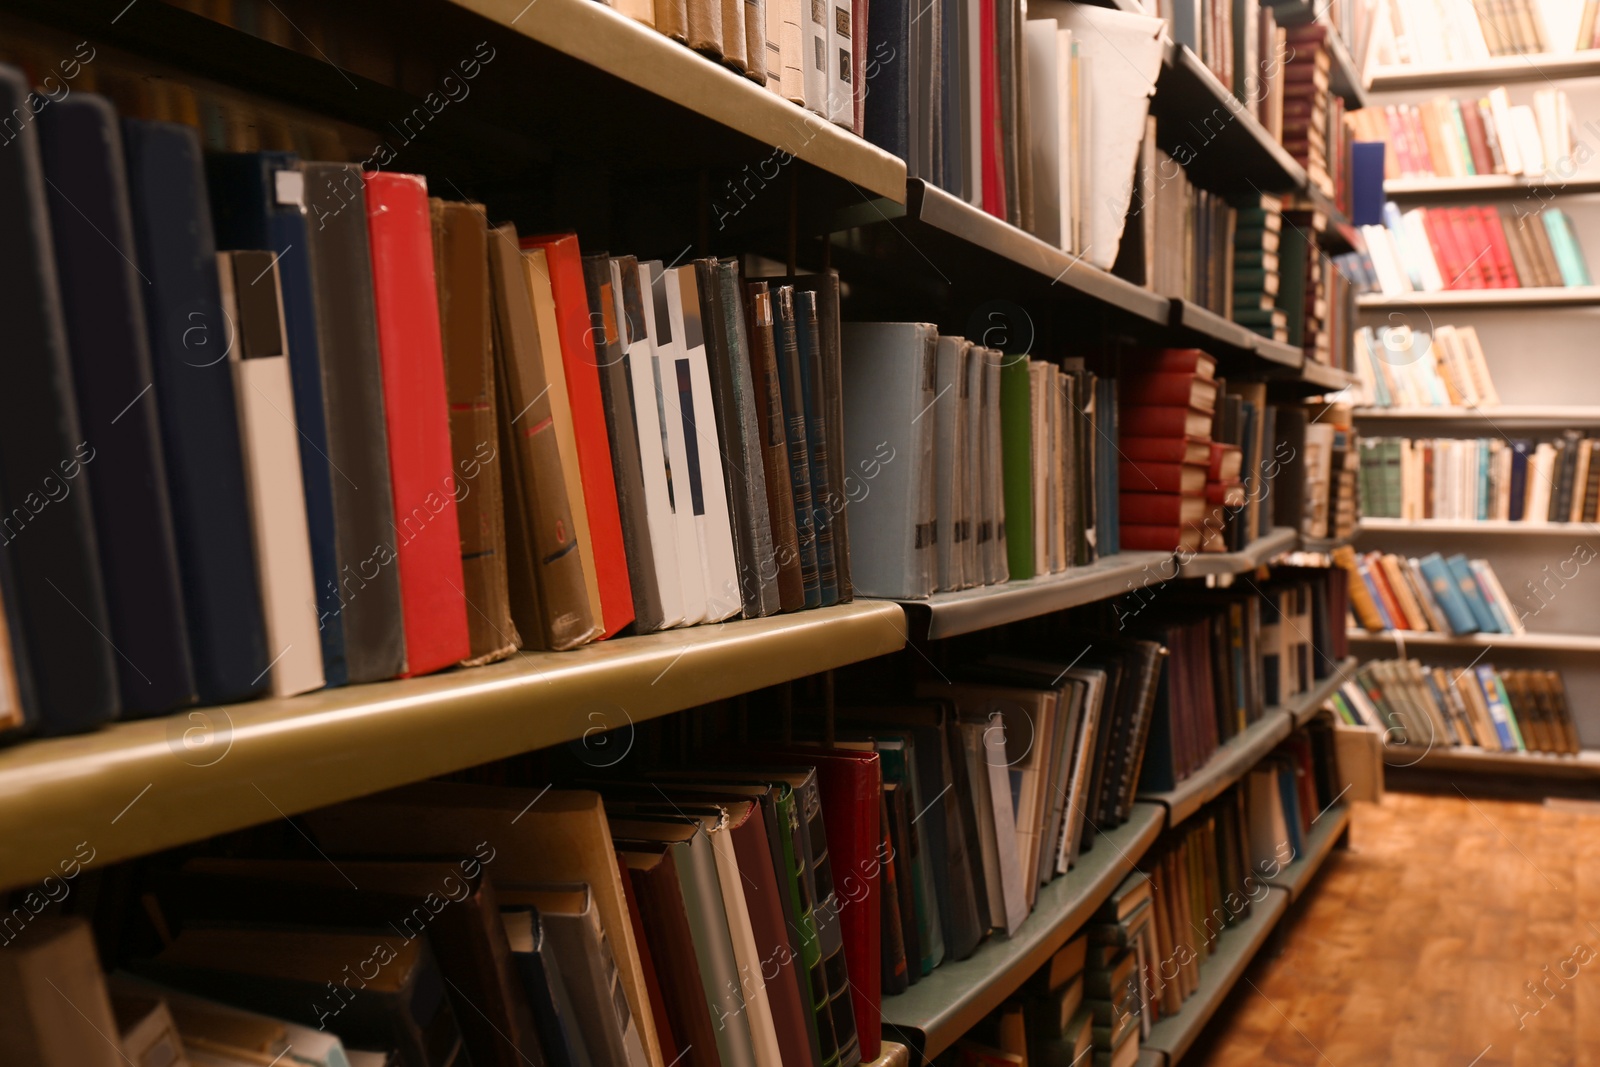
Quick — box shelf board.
[0,602,906,893]
[1153,44,1308,195]
[1353,405,1600,424]
[1358,518,1600,535]
[1385,175,1600,200]
[1140,709,1295,828]
[1346,628,1600,653]
[897,551,1177,640]
[1174,527,1299,578]
[446,0,906,200]
[1299,361,1359,393]
[1298,529,1359,554]
[1253,336,1305,369]
[1262,804,1349,903]
[1280,657,1360,728]
[881,804,1167,1061]
[1136,1050,1165,1067]
[1140,887,1290,1063]
[1325,28,1370,108]
[1387,745,1600,779]
[1168,299,1265,357]
[1368,50,1600,91]
[1357,287,1600,309]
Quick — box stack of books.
[1347,87,1576,181]
[1232,193,1287,341]
[1359,433,1600,523]
[1282,23,1335,198]
[1352,324,1501,409]
[1345,550,1525,637]
[1118,350,1218,554]
[1082,875,1155,1067]
[1337,660,1582,755]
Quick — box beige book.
[655,0,688,40]
[1378,554,1430,630]
[687,0,725,54]
[1456,326,1500,405]
[614,0,658,27]
[721,0,749,71]
[0,918,123,1067]
[112,989,192,1067]
[304,784,665,1067]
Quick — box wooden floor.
[1190,790,1600,1067]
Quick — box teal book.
[1000,355,1034,580]
[1544,210,1593,286]
[1417,553,1479,634]
[1443,554,1499,633]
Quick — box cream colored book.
[0,919,123,1067]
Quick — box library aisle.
[1190,792,1600,1067]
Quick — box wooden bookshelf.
[1385,175,1600,200]
[1357,287,1600,309]
[1140,888,1290,1064]
[881,804,1167,1061]
[1368,50,1600,91]
[1153,44,1309,195]
[1357,518,1600,535]
[1283,657,1360,728]
[1253,336,1305,369]
[1262,803,1349,902]
[1346,629,1600,653]
[1139,709,1296,828]
[1354,405,1600,424]
[1386,745,1600,779]
[1299,361,1359,392]
[899,551,1177,640]
[0,602,905,893]
[1174,527,1299,578]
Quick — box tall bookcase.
[1352,56,1600,776]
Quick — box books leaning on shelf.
[1348,87,1576,181]
[1358,432,1600,523]
[1371,0,1581,65]
[1358,200,1593,293]
[1335,659,1581,755]
[1351,324,1501,410]
[1340,548,1526,637]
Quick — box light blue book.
[1417,553,1480,635]
[1444,554,1500,633]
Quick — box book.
[0,918,122,1066]
[745,281,806,611]
[502,907,592,1067]
[771,286,822,607]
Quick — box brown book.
[720,0,749,71]
[1459,103,1495,175]
[654,0,688,38]
[743,0,769,84]
[1546,671,1582,755]
[487,222,597,651]
[1498,205,1541,287]
[1522,212,1565,288]
[431,200,518,664]
[687,0,724,54]
[618,851,683,1067]
[0,918,122,1066]
[744,281,805,611]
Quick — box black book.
[39,94,195,717]
[771,287,821,608]
[299,162,404,683]
[0,65,118,736]
[793,290,840,605]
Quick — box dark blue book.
[1351,141,1386,226]
[206,151,348,688]
[39,94,197,718]
[0,65,119,737]
[503,907,594,1067]
[1275,758,1304,858]
[862,0,911,166]
[770,287,821,608]
[1508,440,1531,522]
[123,119,268,705]
[940,0,965,197]
[793,289,839,605]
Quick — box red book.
[1420,208,1464,289]
[616,852,681,1067]
[1119,460,1207,494]
[980,0,1005,220]
[1459,103,1494,175]
[523,233,635,638]
[362,172,469,676]
[1118,405,1214,439]
[1121,523,1203,553]
[1476,205,1522,288]
[1120,435,1212,465]
[1124,347,1217,380]
[1206,481,1247,507]
[1362,553,1410,630]
[1119,492,1208,526]
[1456,207,1500,288]
[1119,372,1218,412]
[1208,443,1242,481]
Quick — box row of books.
[1343,549,1526,637]
[1347,88,1575,181]
[1350,324,1502,410]
[1359,434,1600,524]
[1376,0,1579,64]
[1138,152,1239,317]
[1335,658,1581,754]
[1358,202,1592,294]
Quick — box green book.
[1233,207,1282,231]
[1489,673,1527,751]
[1278,219,1311,347]
[1449,100,1477,176]
[1234,307,1288,327]
[1544,210,1593,286]
[1233,248,1280,271]
[1000,355,1034,580]
[1232,268,1281,293]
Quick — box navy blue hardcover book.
[504,907,594,1067]
[1351,141,1386,227]
[862,0,911,166]
[207,151,348,688]
[40,95,197,717]
[0,65,119,735]
[940,0,965,197]
[123,119,269,704]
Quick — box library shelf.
[1282,657,1360,728]
[1299,529,1359,554]
[898,551,1177,640]
[1298,361,1359,393]
[1139,887,1291,1065]
[1263,803,1349,903]
[1353,405,1600,424]
[1357,287,1600,310]
[1253,336,1305,369]
[1136,1051,1165,1067]
[1169,299,1277,365]
[1174,527,1299,578]
[1346,629,1600,653]
[1153,44,1309,195]
[0,601,906,893]
[1261,2,1368,108]
[880,803,1167,1061]
[1357,518,1600,535]
[1139,709,1295,829]
[1368,50,1600,91]
[1385,175,1600,200]
[1385,745,1600,779]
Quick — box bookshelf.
[1357,287,1600,309]
[1384,175,1600,199]
[1153,44,1308,194]
[1386,745,1600,779]
[1286,657,1361,727]
[1174,526,1299,578]
[1139,709,1296,828]
[1346,629,1600,653]
[1263,803,1350,902]
[1354,405,1600,424]
[1367,50,1600,91]
[1170,298,1280,364]
[1139,888,1291,1065]
[880,804,1167,1060]
[0,602,906,890]
[1357,518,1600,535]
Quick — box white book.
[1361,225,1410,295]
[216,252,324,698]
[1055,667,1103,873]
[801,0,828,114]
[934,336,970,592]
[961,721,1006,930]
[1488,89,1524,175]
[666,265,742,621]
[1511,105,1547,177]
[962,339,985,587]
[981,709,1028,933]
[1401,210,1446,291]
[984,348,1009,585]
[705,816,784,1067]
[826,0,853,127]
[1025,20,1068,249]
[1528,443,1556,522]
[641,261,707,626]
[612,259,685,629]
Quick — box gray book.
[962,341,986,588]
[934,337,971,593]
[840,323,939,599]
[980,348,1009,586]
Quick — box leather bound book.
[216,252,326,698]
[39,95,194,716]
[656,0,690,40]
[687,0,726,54]
[772,287,821,608]
[527,235,634,638]
[300,161,405,684]
[697,258,780,618]
[744,0,769,83]
[123,117,268,706]
[363,172,471,676]
[430,200,518,664]
[206,150,348,687]
[487,224,597,651]
[744,282,805,611]
[721,0,750,72]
